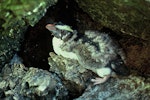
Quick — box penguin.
[46,23,129,85]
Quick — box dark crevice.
[45,0,79,29]
[18,0,91,71]
[18,19,53,70]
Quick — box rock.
[120,37,150,77]
[0,60,68,99]
[76,0,150,41]
[0,89,5,98]
[0,0,57,69]
[48,52,91,97]
[75,75,150,100]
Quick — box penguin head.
[46,23,74,41]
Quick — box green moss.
[0,0,57,68]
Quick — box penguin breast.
[52,37,78,60]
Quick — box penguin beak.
[46,24,56,31]
[46,24,59,37]
[46,24,63,39]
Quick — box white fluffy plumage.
[46,24,129,84]
[52,37,78,60]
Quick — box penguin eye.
[61,30,65,35]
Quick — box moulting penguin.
[46,23,129,85]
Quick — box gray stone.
[75,75,150,100]
[0,60,68,99]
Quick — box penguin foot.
[91,75,110,85]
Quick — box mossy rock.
[0,0,57,69]
[76,0,150,41]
